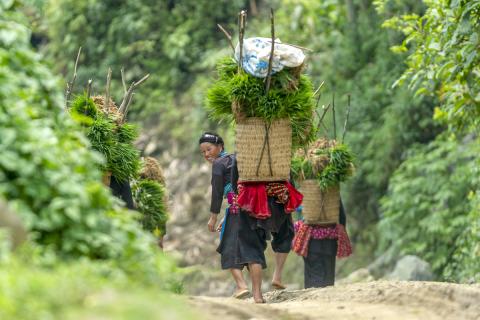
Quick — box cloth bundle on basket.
[234,37,305,78]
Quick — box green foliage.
[0,252,193,320]
[0,2,159,266]
[377,0,480,133]
[69,95,141,182]
[206,57,316,147]
[133,179,169,236]
[70,94,99,119]
[379,136,478,280]
[291,142,354,190]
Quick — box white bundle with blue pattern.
[234,37,305,78]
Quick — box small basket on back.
[235,117,292,182]
[300,179,340,225]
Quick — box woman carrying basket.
[199,132,250,299]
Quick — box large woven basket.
[300,180,340,225]
[235,117,292,182]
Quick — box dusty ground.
[188,281,480,320]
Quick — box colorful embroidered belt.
[292,220,352,258]
[236,181,303,219]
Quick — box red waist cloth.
[236,181,303,219]
[292,220,352,258]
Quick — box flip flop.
[271,282,287,290]
[233,289,250,299]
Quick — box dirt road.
[188,281,480,320]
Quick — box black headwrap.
[199,132,224,146]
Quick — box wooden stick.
[105,68,112,115]
[342,94,351,143]
[265,8,275,93]
[86,79,93,99]
[118,73,150,115]
[121,67,127,94]
[316,103,331,132]
[332,93,336,140]
[217,24,235,53]
[313,81,325,97]
[238,10,247,73]
[122,93,135,122]
[65,47,82,109]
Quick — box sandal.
[271,282,286,290]
[233,289,250,299]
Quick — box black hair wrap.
[199,132,224,146]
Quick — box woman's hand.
[207,214,217,232]
[216,216,225,232]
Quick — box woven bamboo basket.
[235,117,292,182]
[300,179,340,225]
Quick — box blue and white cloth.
[234,37,305,78]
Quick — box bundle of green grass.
[69,95,140,182]
[132,157,169,237]
[291,138,355,190]
[206,57,316,148]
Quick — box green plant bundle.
[206,57,316,147]
[70,95,140,182]
[292,142,354,190]
[133,179,169,236]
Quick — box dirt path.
[188,281,480,320]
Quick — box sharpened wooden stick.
[86,79,93,99]
[118,73,150,115]
[65,47,82,109]
[265,8,275,93]
[105,68,112,115]
[332,93,336,140]
[342,94,351,143]
[238,10,247,73]
[121,67,127,94]
[217,24,235,53]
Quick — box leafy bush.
[0,2,158,265]
[379,136,478,280]
[0,251,190,320]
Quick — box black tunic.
[214,155,270,269]
[231,156,294,253]
[109,175,135,210]
[303,201,347,288]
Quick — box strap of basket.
[255,121,274,177]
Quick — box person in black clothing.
[302,201,347,288]
[199,132,250,299]
[103,172,135,210]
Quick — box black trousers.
[303,238,337,288]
